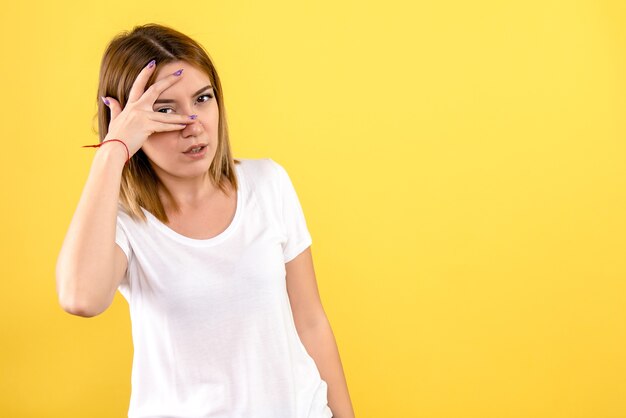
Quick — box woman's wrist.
[82,136,131,166]
[93,139,130,167]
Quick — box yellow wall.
[1,1,625,417]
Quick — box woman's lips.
[183,145,207,158]
[182,143,208,153]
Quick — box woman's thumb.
[101,96,122,120]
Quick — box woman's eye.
[154,94,212,112]
[197,93,214,103]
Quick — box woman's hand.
[101,61,193,157]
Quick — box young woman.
[56,23,355,418]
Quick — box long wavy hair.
[95,23,239,223]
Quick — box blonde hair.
[95,23,239,223]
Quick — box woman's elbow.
[57,290,101,318]
[56,274,106,318]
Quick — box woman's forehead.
[153,61,212,96]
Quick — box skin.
[137,60,238,237]
[286,248,356,417]
[142,61,222,210]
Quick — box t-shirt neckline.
[140,163,245,247]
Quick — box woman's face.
[141,60,219,180]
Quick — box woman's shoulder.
[235,157,285,184]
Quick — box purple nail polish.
[101,96,110,106]
[148,59,156,68]
[173,69,183,76]
[189,114,198,120]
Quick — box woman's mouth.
[183,145,208,158]
[184,145,206,154]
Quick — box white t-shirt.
[115,158,333,418]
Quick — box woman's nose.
[181,117,203,136]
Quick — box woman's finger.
[104,96,122,121]
[147,111,196,125]
[127,59,158,104]
[138,68,185,106]
[150,121,189,133]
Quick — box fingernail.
[101,96,110,106]
[148,59,156,68]
[173,69,183,76]
[189,114,198,120]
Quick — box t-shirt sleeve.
[115,212,133,298]
[269,159,313,263]
[115,215,131,261]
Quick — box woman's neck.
[158,173,225,212]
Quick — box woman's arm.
[286,247,355,418]
[56,61,193,317]
[56,144,129,317]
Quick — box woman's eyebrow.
[154,85,214,104]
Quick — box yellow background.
[1,0,625,417]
